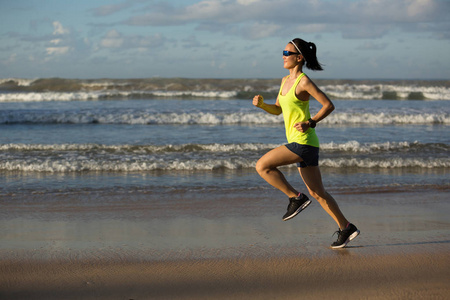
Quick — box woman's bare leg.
[299,166,349,229]
[255,146,302,198]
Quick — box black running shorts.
[285,142,319,168]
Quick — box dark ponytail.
[291,38,323,71]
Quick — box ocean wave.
[1,77,449,101]
[0,142,279,153]
[0,90,239,102]
[322,84,450,100]
[320,141,445,153]
[0,111,282,125]
[1,156,448,172]
[320,158,450,168]
[1,110,448,125]
[0,78,37,87]
[1,141,448,172]
[0,158,256,172]
[1,141,447,154]
[325,112,449,125]
[0,91,104,102]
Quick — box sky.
[1,0,449,80]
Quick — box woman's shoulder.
[298,73,315,88]
[295,73,319,96]
[299,73,311,82]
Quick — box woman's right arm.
[252,94,282,115]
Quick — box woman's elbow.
[327,102,335,113]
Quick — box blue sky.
[1,0,449,79]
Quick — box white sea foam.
[0,143,280,153]
[152,90,238,98]
[0,90,239,102]
[0,92,103,102]
[321,141,414,152]
[81,81,131,88]
[1,141,448,173]
[5,140,443,154]
[0,158,257,172]
[2,156,448,172]
[1,110,448,125]
[1,77,449,101]
[322,84,450,100]
[322,112,450,125]
[0,78,37,86]
[320,157,450,169]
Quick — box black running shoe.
[330,223,360,249]
[282,193,311,221]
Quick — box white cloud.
[52,21,70,35]
[46,46,70,55]
[99,30,166,50]
[50,39,62,45]
[294,23,327,34]
[100,30,124,48]
[407,0,437,18]
[45,21,72,56]
[121,0,449,40]
[125,0,253,26]
[237,0,260,5]
[243,22,281,40]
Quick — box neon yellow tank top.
[278,73,320,147]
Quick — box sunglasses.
[283,50,300,56]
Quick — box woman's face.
[283,43,301,69]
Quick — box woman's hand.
[252,95,282,115]
[253,95,264,108]
[293,122,309,133]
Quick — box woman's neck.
[288,65,303,78]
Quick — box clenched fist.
[253,95,264,107]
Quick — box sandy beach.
[2,252,449,300]
[1,188,449,299]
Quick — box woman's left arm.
[303,77,335,123]
[294,77,335,132]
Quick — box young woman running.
[252,38,359,248]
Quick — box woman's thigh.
[257,145,303,169]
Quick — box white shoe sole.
[331,230,360,249]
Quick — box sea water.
[0,78,449,197]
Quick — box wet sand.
[2,252,449,300]
[1,189,449,299]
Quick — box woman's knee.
[255,158,267,175]
[256,156,277,175]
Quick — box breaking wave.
[1,141,448,172]
[1,110,448,125]
[1,77,449,101]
